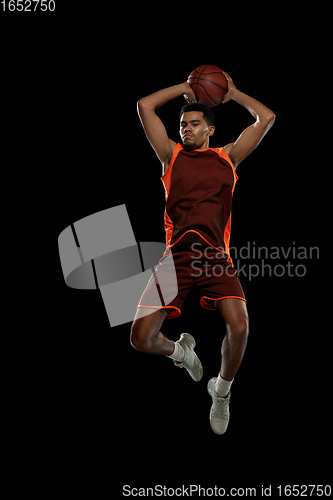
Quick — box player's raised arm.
[137,82,196,171]
[222,72,275,169]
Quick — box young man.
[131,72,275,435]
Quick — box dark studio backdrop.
[56,49,326,491]
[2,4,326,495]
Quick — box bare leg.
[214,298,249,381]
[130,308,174,355]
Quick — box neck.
[184,137,210,151]
[199,137,210,149]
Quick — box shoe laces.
[212,394,229,420]
[174,343,190,369]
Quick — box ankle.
[215,373,233,398]
[166,341,185,362]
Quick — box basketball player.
[131,72,275,434]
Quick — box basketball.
[187,65,228,107]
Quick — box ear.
[208,126,215,137]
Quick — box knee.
[228,319,249,340]
[130,320,152,352]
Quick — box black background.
[2,3,327,495]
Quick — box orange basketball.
[187,65,228,107]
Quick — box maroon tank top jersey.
[161,143,238,263]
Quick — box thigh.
[196,251,246,311]
[132,308,168,339]
[138,246,194,319]
[214,298,249,331]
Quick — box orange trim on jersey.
[223,214,232,256]
[211,147,238,193]
[164,209,174,249]
[161,143,183,200]
[161,144,183,247]
[137,304,181,319]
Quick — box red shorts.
[138,241,246,319]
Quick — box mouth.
[183,134,194,140]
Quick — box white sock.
[215,373,233,398]
[167,342,185,362]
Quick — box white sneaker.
[173,333,203,382]
[207,377,231,435]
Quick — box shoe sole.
[209,412,227,435]
[208,378,219,433]
[193,353,203,381]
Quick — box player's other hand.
[182,82,197,104]
[221,72,237,104]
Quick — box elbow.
[137,98,145,109]
[137,98,146,114]
[265,111,276,125]
[267,112,276,131]
[137,97,152,114]
[259,111,275,130]
[137,97,156,115]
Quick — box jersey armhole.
[215,147,239,183]
[161,143,183,200]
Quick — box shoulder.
[222,143,233,156]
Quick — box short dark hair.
[179,103,215,127]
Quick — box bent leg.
[214,298,249,381]
[130,308,174,356]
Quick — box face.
[180,111,215,150]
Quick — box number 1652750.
[1,1,56,11]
